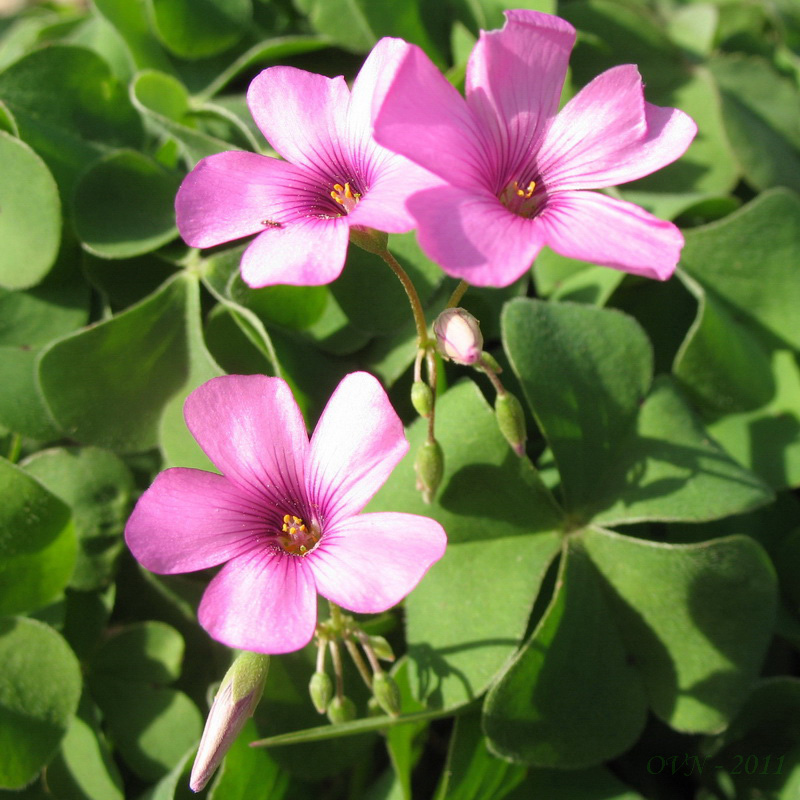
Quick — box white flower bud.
[433,308,483,365]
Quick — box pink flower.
[125,373,447,654]
[175,40,438,288]
[372,10,697,287]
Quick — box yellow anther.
[515,180,536,198]
[292,515,302,524]
[283,514,291,524]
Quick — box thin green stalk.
[446,279,469,308]
[377,248,429,346]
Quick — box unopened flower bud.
[372,672,401,717]
[415,439,444,504]
[495,392,527,457]
[309,671,333,714]
[366,635,395,662]
[190,652,270,793]
[411,381,434,418]
[433,308,483,365]
[327,695,357,724]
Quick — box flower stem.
[344,638,373,690]
[480,355,507,397]
[446,280,469,309]
[377,248,429,346]
[329,640,345,701]
[6,433,21,464]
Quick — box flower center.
[499,179,543,218]
[330,182,361,214]
[277,514,321,556]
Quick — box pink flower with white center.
[372,10,698,287]
[125,372,447,654]
[175,40,439,288]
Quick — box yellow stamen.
[515,180,536,199]
[330,182,362,211]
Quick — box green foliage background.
[0,0,799,797]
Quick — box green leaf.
[504,299,773,524]
[0,45,144,192]
[0,618,82,789]
[0,131,61,290]
[592,376,773,526]
[89,622,202,781]
[434,710,526,800]
[674,270,774,415]
[369,380,564,711]
[147,0,251,59]
[702,678,800,799]
[45,691,124,800]
[709,55,800,193]
[483,539,648,768]
[131,69,242,163]
[679,188,800,352]
[196,35,328,100]
[295,0,444,60]
[92,0,177,75]
[583,528,777,733]
[502,298,652,515]
[22,447,134,590]
[38,273,214,453]
[561,0,685,94]
[72,150,181,259]
[0,346,62,440]
[0,456,76,616]
[706,350,800,490]
[504,765,645,800]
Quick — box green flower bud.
[309,671,333,714]
[495,392,527,457]
[415,438,444,504]
[372,672,401,717]
[367,635,395,662]
[190,652,270,792]
[327,695,357,724]
[367,696,383,717]
[411,381,434,418]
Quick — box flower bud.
[433,308,483,365]
[309,671,333,714]
[410,381,434,418]
[372,672,401,717]
[415,439,444,504]
[366,635,395,662]
[495,392,527,457]
[190,652,270,793]
[327,695,357,724]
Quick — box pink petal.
[346,157,443,234]
[537,65,697,191]
[465,9,575,184]
[537,190,684,280]
[175,152,304,249]
[409,184,545,287]
[310,512,447,613]
[240,214,351,287]
[125,468,265,574]
[198,550,317,653]
[247,67,350,176]
[307,372,408,525]
[183,375,309,504]
[372,42,491,189]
